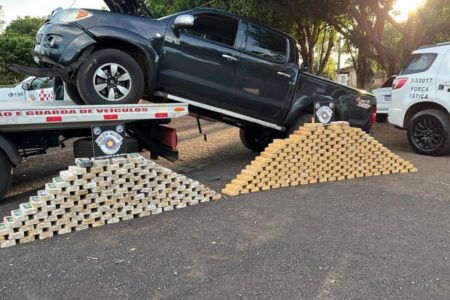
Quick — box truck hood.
[104,0,153,17]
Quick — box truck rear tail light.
[393,78,408,90]
[368,107,377,129]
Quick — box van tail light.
[393,78,408,90]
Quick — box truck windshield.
[400,53,437,75]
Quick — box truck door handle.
[222,54,238,62]
[277,72,292,79]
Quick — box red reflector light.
[155,113,169,118]
[393,78,408,90]
[368,107,377,129]
[103,114,118,120]
[158,126,178,150]
[46,116,62,122]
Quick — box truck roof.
[181,8,298,42]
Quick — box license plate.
[384,95,392,102]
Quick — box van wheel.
[64,82,85,105]
[76,49,145,105]
[407,109,450,156]
[240,127,278,153]
[73,137,141,158]
[0,151,13,199]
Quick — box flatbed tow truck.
[0,99,189,199]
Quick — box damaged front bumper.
[8,21,96,78]
[8,45,94,78]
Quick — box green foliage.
[0,34,35,85]
[144,0,260,19]
[0,17,43,85]
[321,56,337,80]
[5,16,44,39]
[0,5,5,32]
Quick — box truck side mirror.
[22,82,30,91]
[173,14,195,31]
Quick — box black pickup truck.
[11,0,376,151]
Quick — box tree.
[297,22,336,75]
[0,35,35,85]
[345,44,374,89]
[318,0,450,76]
[5,16,44,39]
[0,17,43,85]
[0,5,5,32]
[144,0,259,18]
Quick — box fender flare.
[88,27,159,90]
[0,135,19,166]
[282,94,315,128]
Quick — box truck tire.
[407,109,450,156]
[287,113,314,134]
[76,49,145,105]
[73,137,140,158]
[240,127,277,153]
[0,151,13,199]
[64,82,85,105]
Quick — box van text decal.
[409,77,433,100]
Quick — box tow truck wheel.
[407,109,450,156]
[76,49,145,105]
[64,82,85,105]
[0,151,13,199]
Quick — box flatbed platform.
[0,101,189,131]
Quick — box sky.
[0,0,106,25]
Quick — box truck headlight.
[52,8,92,23]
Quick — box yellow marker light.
[75,10,90,20]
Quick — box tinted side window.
[245,25,288,63]
[184,14,239,48]
[31,78,52,90]
[400,53,437,75]
[382,76,396,88]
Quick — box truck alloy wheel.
[93,63,132,101]
[407,109,450,156]
[76,49,145,105]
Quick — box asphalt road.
[0,119,449,299]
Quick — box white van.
[372,76,395,122]
[389,43,450,156]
